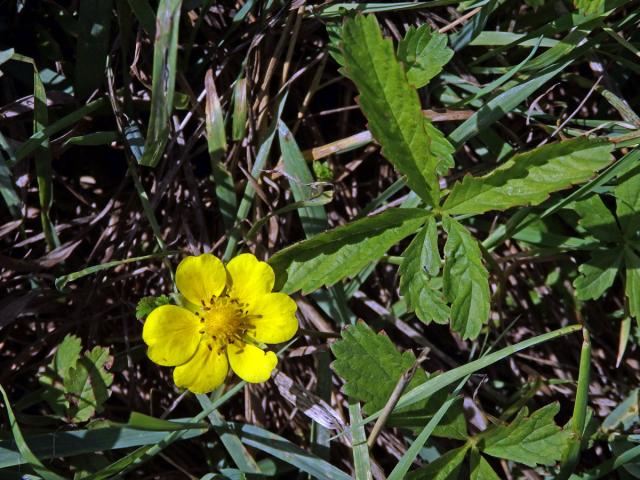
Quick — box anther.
[207,344,212,351]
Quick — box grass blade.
[348,400,372,480]
[230,422,352,480]
[139,0,182,167]
[0,385,67,479]
[558,329,592,479]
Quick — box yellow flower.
[142,253,298,394]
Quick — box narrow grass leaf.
[232,77,248,141]
[269,208,428,294]
[0,132,22,218]
[139,0,182,167]
[224,92,288,261]
[197,396,261,474]
[388,394,460,480]
[449,59,573,147]
[205,69,236,230]
[0,384,67,478]
[348,401,372,480]
[54,251,177,291]
[624,247,640,321]
[0,420,208,468]
[230,422,352,480]
[32,61,59,250]
[278,120,328,237]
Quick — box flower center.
[196,295,256,348]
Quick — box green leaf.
[230,422,352,480]
[136,295,172,320]
[278,120,328,237]
[139,0,182,167]
[338,14,441,206]
[399,218,450,324]
[406,445,469,480]
[573,250,622,301]
[624,247,640,321]
[269,208,428,294]
[615,163,640,237]
[331,324,428,415]
[204,69,236,231]
[65,346,114,422]
[232,78,248,141]
[40,334,83,416]
[362,325,581,424]
[0,420,208,468]
[442,217,490,340]
[479,403,570,467]
[573,0,605,15]
[53,334,83,377]
[443,138,614,215]
[470,451,501,480]
[571,193,620,243]
[0,385,67,479]
[397,25,453,88]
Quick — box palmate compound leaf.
[338,14,449,206]
[442,217,490,340]
[269,208,428,294]
[478,403,570,467]
[442,137,614,216]
[331,323,466,440]
[397,24,454,89]
[399,216,450,324]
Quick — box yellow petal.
[249,293,298,344]
[143,305,201,366]
[227,342,277,383]
[226,253,274,306]
[176,254,226,305]
[173,342,229,394]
